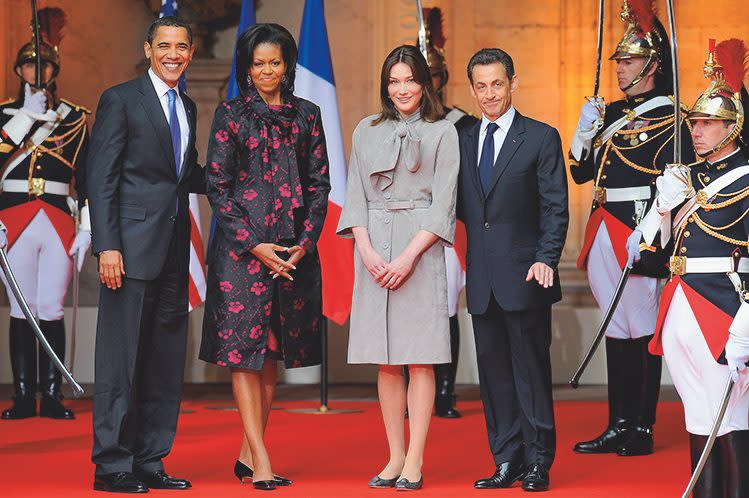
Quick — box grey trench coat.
[337,112,459,364]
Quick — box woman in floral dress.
[199,23,330,491]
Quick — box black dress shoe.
[522,463,550,492]
[574,419,631,454]
[253,480,276,491]
[233,460,292,486]
[395,476,423,490]
[1,396,36,419]
[368,475,398,488]
[93,472,148,493]
[474,460,526,489]
[134,470,191,490]
[616,426,653,456]
[39,393,75,419]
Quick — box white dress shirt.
[477,106,516,167]
[148,68,189,169]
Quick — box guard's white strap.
[79,204,91,232]
[0,102,71,185]
[681,257,749,274]
[673,165,749,232]
[594,96,674,158]
[600,186,652,202]
[729,301,749,338]
[2,178,70,195]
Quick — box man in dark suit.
[87,16,204,493]
[457,48,568,492]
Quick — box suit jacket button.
[484,222,490,229]
[170,215,177,222]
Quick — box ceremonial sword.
[681,376,734,498]
[31,0,42,89]
[415,0,428,63]
[593,0,605,98]
[0,248,84,396]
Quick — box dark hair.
[467,48,515,85]
[146,16,193,46]
[236,23,298,98]
[373,45,444,125]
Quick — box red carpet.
[0,399,689,497]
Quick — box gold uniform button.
[705,176,711,182]
[36,165,41,170]
[684,231,690,237]
[688,216,694,223]
[680,246,687,254]
[605,160,611,165]
[601,175,607,180]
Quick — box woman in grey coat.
[337,45,459,490]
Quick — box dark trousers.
[92,233,189,475]
[471,295,556,467]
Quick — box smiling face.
[144,26,194,88]
[470,62,517,122]
[689,117,737,159]
[387,62,423,117]
[249,42,286,100]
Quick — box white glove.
[626,229,643,268]
[725,333,749,382]
[22,83,47,115]
[0,221,7,250]
[655,165,694,214]
[68,230,91,272]
[577,97,605,132]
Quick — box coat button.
[383,217,391,224]
[384,192,392,199]
[484,222,490,229]
[684,231,690,237]
[680,246,687,254]
[382,242,389,249]
[170,215,177,222]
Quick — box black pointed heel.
[234,460,293,486]
[253,480,277,491]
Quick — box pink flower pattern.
[200,95,330,371]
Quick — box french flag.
[295,0,353,325]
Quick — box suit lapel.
[138,73,177,178]
[485,112,525,198]
[464,121,483,199]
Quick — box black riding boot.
[38,319,74,419]
[617,335,660,456]
[690,433,723,498]
[2,317,37,419]
[435,315,461,418]
[721,430,749,498]
[574,337,631,453]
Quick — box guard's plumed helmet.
[15,7,66,80]
[609,0,672,93]
[688,39,748,157]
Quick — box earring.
[246,74,254,88]
[281,74,289,87]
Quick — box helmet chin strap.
[622,56,656,92]
[697,120,743,158]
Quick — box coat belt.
[593,185,651,204]
[367,199,431,210]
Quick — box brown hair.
[373,45,444,125]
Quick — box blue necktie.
[479,122,499,194]
[167,89,182,177]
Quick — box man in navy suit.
[87,16,204,493]
[457,48,568,492]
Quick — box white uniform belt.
[2,178,70,196]
[367,199,431,210]
[595,185,651,203]
[670,256,749,275]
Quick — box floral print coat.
[199,90,330,370]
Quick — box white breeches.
[445,246,465,318]
[662,283,749,436]
[0,210,72,320]
[587,222,659,339]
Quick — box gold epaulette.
[59,98,91,114]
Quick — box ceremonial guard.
[569,0,692,456]
[633,39,749,498]
[421,7,477,418]
[0,8,89,420]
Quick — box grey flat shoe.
[395,476,423,491]
[368,475,398,488]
